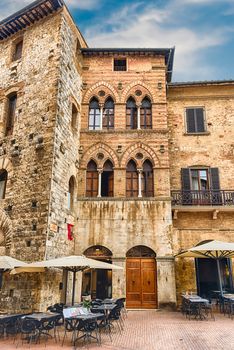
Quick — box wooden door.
[126,258,157,309]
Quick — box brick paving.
[0,310,234,350]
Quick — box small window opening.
[6,93,17,136]
[114,58,127,71]
[71,104,78,131]
[13,39,23,61]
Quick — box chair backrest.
[21,318,41,333]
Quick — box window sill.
[77,196,171,202]
[81,128,168,134]
[183,132,210,136]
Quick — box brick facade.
[0,0,233,311]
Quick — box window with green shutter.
[185,108,206,133]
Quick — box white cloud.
[84,2,233,81]
[65,0,100,10]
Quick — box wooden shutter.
[186,109,196,133]
[108,172,114,197]
[181,168,191,190]
[210,168,220,190]
[196,108,205,132]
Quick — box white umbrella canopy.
[11,255,123,305]
[189,240,234,258]
[0,255,28,270]
[11,255,123,273]
[175,240,234,295]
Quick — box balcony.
[171,190,234,219]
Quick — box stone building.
[0,0,233,311]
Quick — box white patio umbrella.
[11,255,123,305]
[0,255,28,289]
[0,255,28,270]
[175,240,234,296]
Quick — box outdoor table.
[65,312,104,346]
[182,295,210,320]
[25,312,60,321]
[102,298,117,304]
[24,312,60,340]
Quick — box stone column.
[112,257,126,298]
[138,169,143,198]
[100,105,103,130]
[137,105,141,130]
[97,169,102,197]
[156,256,177,309]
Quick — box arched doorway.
[195,240,233,297]
[82,245,112,300]
[126,245,157,309]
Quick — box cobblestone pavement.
[0,310,234,350]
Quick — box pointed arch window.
[6,93,17,136]
[0,170,8,200]
[101,160,114,197]
[89,97,100,130]
[142,160,154,197]
[126,97,137,129]
[126,160,138,197]
[140,97,152,129]
[103,97,114,129]
[86,160,98,197]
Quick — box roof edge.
[169,80,234,87]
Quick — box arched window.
[103,97,114,129]
[126,160,138,197]
[89,98,100,130]
[140,97,152,129]
[68,176,75,210]
[101,160,114,197]
[126,97,137,129]
[71,103,78,131]
[6,93,17,136]
[86,160,98,197]
[142,160,154,197]
[0,170,8,200]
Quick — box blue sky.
[1,0,234,81]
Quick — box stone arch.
[122,81,156,103]
[126,245,156,258]
[120,142,160,168]
[0,157,13,179]
[84,245,113,258]
[80,143,119,168]
[83,82,119,104]
[0,208,12,252]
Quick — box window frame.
[189,168,210,191]
[113,58,127,72]
[12,38,23,62]
[5,93,17,137]
[88,98,101,130]
[184,107,207,134]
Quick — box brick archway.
[122,81,156,103]
[120,142,160,168]
[83,81,119,104]
[80,142,119,168]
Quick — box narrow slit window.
[6,93,17,136]
[13,40,23,61]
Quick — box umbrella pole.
[72,271,76,306]
[216,259,223,296]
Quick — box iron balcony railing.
[171,190,234,206]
